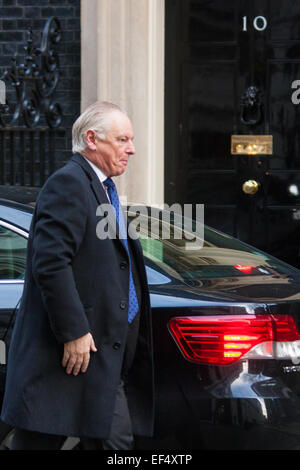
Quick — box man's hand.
[62,332,97,376]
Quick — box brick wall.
[0,0,81,181]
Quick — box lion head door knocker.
[240,86,263,126]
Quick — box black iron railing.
[0,17,65,187]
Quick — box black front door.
[165,0,300,268]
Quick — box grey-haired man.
[1,101,154,450]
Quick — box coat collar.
[71,153,108,206]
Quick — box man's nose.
[127,140,135,155]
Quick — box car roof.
[0,199,34,232]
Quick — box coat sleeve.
[31,169,91,343]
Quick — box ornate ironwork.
[0,17,62,129]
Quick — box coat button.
[113,342,121,350]
[120,262,127,270]
[120,301,127,309]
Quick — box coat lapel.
[71,153,128,256]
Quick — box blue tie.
[104,177,139,323]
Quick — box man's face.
[86,111,135,177]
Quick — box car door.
[0,220,27,388]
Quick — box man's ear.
[85,129,98,150]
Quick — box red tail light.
[273,314,299,341]
[168,314,300,365]
[234,265,254,274]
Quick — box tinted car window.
[127,211,295,280]
[0,224,27,280]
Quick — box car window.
[127,210,296,280]
[0,224,27,280]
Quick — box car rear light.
[168,314,300,365]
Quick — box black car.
[2,197,300,450]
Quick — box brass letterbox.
[231,135,273,155]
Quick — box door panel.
[0,221,27,388]
[165,0,300,268]
[189,0,236,42]
[270,2,300,40]
[188,62,236,171]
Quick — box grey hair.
[72,101,127,154]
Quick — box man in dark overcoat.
[0,101,154,450]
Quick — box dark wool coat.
[0,154,154,439]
